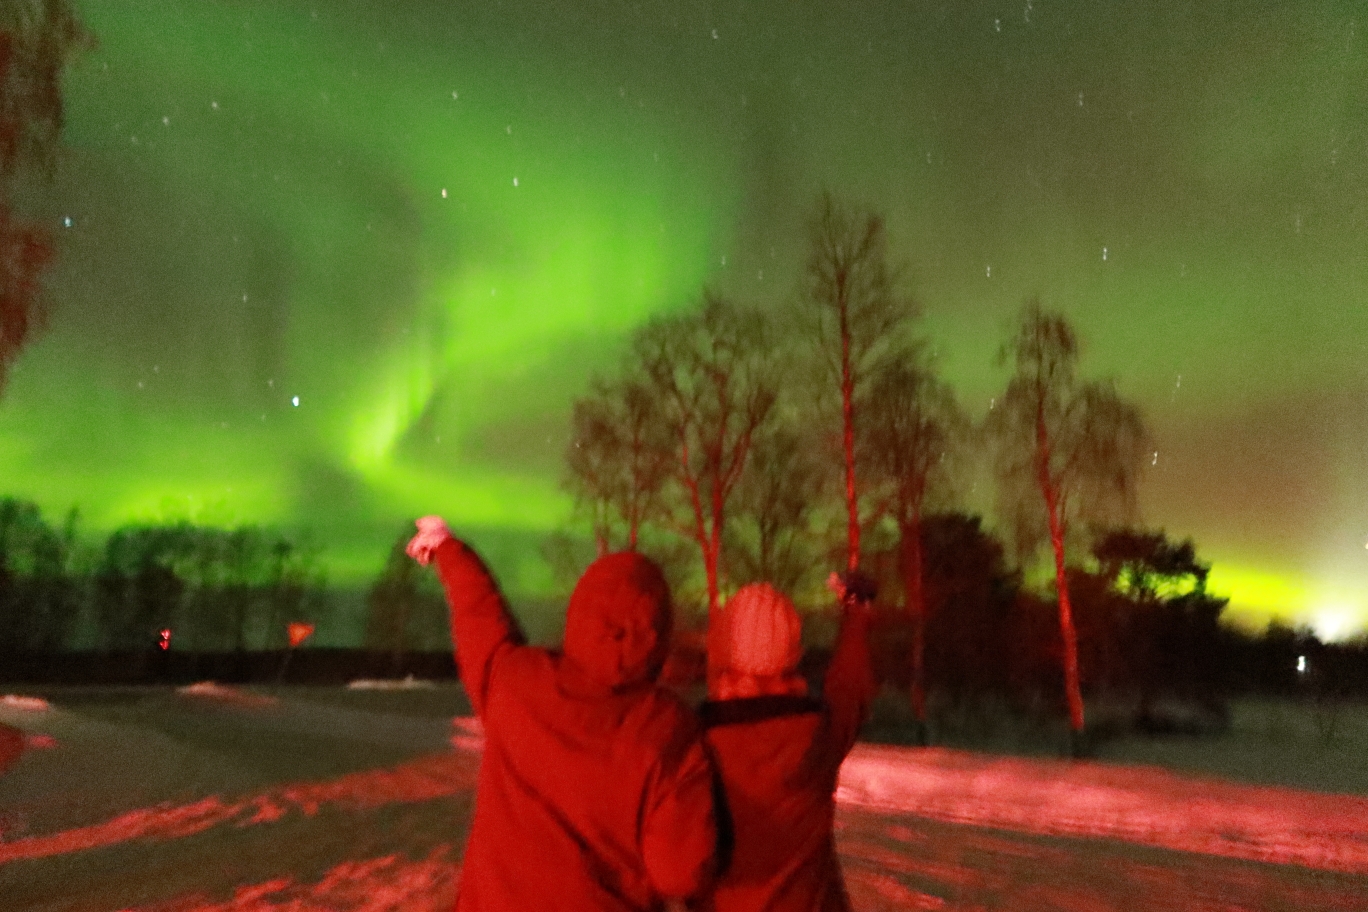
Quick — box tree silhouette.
[986,301,1149,744]
[1085,528,1229,717]
[0,498,80,651]
[724,419,825,597]
[920,513,1017,706]
[261,536,317,651]
[95,526,190,652]
[634,290,776,633]
[366,531,421,675]
[564,373,670,555]
[862,349,967,738]
[366,529,445,675]
[804,192,915,572]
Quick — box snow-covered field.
[1,685,1365,911]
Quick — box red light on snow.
[158,629,172,651]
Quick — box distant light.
[441,188,447,198]
[292,396,300,407]
[1311,609,1358,644]
[62,216,72,228]
[1297,655,1307,674]
[512,176,519,187]
[158,629,172,651]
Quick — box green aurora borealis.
[4,0,1367,636]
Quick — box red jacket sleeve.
[431,538,525,718]
[639,710,719,900]
[815,603,876,771]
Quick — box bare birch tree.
[986,301,1149,747]
[862,348,967,741]
[805,192,916,572]
[635,290,776,630]
[724,418,826,597]
[564,374,670,555]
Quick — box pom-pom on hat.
[718,582,802,677]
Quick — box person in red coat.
[693,573,877,912]
[407,516,719,912]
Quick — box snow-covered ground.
[1,685,1364,911]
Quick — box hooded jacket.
[694,602,875,912]
[432,539,718,912]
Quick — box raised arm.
[407,516,525,717]
[818,571,877,764]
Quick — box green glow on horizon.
[1208,565,1368,639]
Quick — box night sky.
[5,0,1366,636]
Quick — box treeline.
[859,518,1364,730]
[0,500,324,654]
[0,503,455,677]
[558,192,1366,744]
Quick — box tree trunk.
[1043,485,1085,734]
[703,533,723,685]
[840,315,860,572]
[901,513,928,744]
[708,464,731,673]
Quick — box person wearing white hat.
[695,572,877,912]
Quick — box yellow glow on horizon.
[1207,564,1368,638]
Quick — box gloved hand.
[406,515,453,566]
[826,569,877,611]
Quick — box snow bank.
[449,716,484,752]
[346,676,437,691]
[176,682,279,708]
[0,695,51,712]
[837,743,1368,874]
[0,752,479,863]
[122,847,461,912]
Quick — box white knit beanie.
[719,582,802,677]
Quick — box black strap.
[700,695,823,729]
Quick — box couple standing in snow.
[406,515,876,912]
